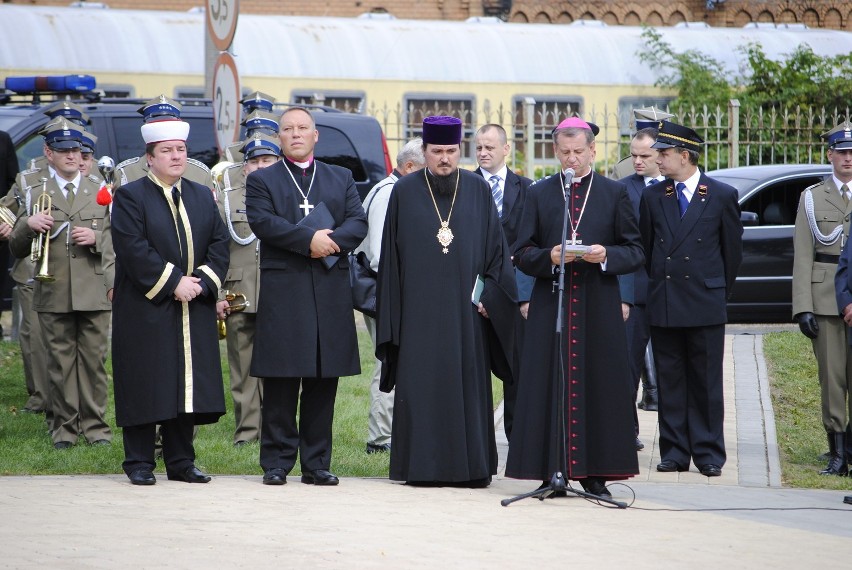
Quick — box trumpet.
[0,204,17,227]
[98,155,116,187]
[31,182,55,283]
[217,290,250,339]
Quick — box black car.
[708,164,833,322]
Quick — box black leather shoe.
[262,468,287,485]
[698,464,722,477]
[21,407,44,414]
[656,459,687,472]
[365,442,391,454]
[53,441,72,450]
[167,465,211,483]
[91,439,111,446]
[129,468,156,486]
[580,478,612,499]
[301,469,339,486]
[635,437,645,451]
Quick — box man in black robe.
[505,117,643,499]
[110,118,230,486]
[376,115,518,488]
[246,107,367,487]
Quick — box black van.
[0,95,392,200]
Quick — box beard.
[427,168,458,196]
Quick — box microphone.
[563,168,575,193]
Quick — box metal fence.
[353,98,850,177]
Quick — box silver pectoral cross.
[299,198,314,217]
[571,232,581,245]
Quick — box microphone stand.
[502,168,626,509]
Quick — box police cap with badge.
[823,121,852,150]
[240,132,281,161]
[138,95,183,123]
[651,121,704,152]
[43,101,91,127]
[242,110,279,137]
[240,91,276,114]
[40,117,84,149]
[633,106,675,132]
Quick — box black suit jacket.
[475,166,534,301]
[619,173,650,305]
[474,166,531,249]
[639,173,743,327]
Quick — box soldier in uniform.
[1,167,51,415]
[79,130,98,179]
[114,96,213,191]
[9,119,113,449]
[216,132,281,445]
[222,91,277,163]
[795,121,852,476]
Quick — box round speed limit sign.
[207,0,239,52]
[212,52,241,155]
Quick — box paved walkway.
[2,332,852,568]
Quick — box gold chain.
[424,169,460,254]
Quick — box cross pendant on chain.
[299,197,314,217]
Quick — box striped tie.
[489,175,503,216]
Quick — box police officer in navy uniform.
[801,121,852,476]
[639,121,743,477]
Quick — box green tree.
[638,27,733,110]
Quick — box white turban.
[141,120,190,144]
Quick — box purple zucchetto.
[422,115,463,145]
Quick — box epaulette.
[803,179,826,194]
[87,174,101,184]
[222,162,245,191]
[116,156,141,170]
[187,157,211,174]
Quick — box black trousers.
[122,414,195,475]
[260,377,339,473]
[651,324,726,468]
[626,304,651,435]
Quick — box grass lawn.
[763,331,852,490]
[0,327,504,477]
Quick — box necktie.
[676,182,689,217]
[65,182,75,208]
[842,183,850,206]
[171,186,188,270]
[489,175,503,216]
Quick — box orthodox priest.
[110,118,230,486]
[246,107,367,487]
[505,117,643,499]
[376,116,518,487]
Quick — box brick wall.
[5,0,849,29]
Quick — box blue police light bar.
[4,75,96,94]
